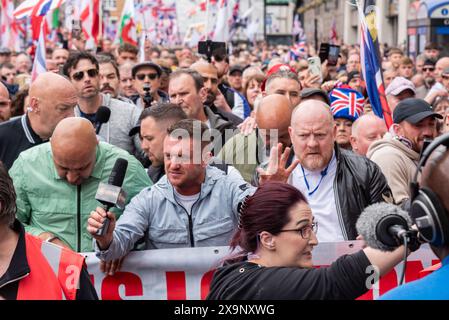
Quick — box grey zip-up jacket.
[95,165,255,261]
[75,94,142,157]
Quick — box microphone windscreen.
[356,203,412,251]
[108,158,128,187]
[96,106,111,124]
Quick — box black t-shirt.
[79,109,97,124]
[0,115,46,169]
[206,250,371,300]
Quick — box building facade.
[299,0,411,50]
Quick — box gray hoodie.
[367,136,419,205]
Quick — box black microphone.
[142,83,153,108]
[95,106,111,134]
[356,203,419,252]
[95,158,128,236]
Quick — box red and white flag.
[31,20,47,81]
[1,0,21,51]
[80,0,100,49]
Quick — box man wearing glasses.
[130,61,169,110]
[63,51,143,160]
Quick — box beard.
[300,147,334,171]
[204,91,216,106]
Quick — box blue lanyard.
[301,163,330,196]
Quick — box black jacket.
[254,144,392,240]
[334,145,393,240]
[207,250,371,300]
[0,115,46,169]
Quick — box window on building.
[103,0,117,11]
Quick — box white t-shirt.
[289,152,345,242]
[174,190,200,215]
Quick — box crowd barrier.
[84,241,439,300]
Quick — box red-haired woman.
[207,182,406,300]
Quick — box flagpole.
[99,0,103,42]
[205,0,210,40]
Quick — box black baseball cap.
[300,88,331,105]
[347,71,361,83]
[423,59,436,68]
[393,98,443,124]
[229,64,244,75]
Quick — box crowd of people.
[1,34,449,300]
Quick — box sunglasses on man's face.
[136,73,159,81]
[72,68,99,81]
[423,67,435,72]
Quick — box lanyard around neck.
[301,163,330,196]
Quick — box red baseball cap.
[261,64,297,92]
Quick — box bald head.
[51,118,98,185]
[190,60,218,76]
[0,82,11,122]
[291,100,333,127]
[256,94,292,129]
[436,57,449,80]
[29,72,76,100]
[256,94,293,151]
[27,72,77,139]
[289,100,335,171]
[350,114,387,156]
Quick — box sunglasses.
[72,68,99,81]
[136,73,159,81]
[423,67,435,72]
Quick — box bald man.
[350,114,387,156]
[426,57,449,103]
[0,72,76,169]
[286,100,392,241]
[9,117,151,252]
[381,144,449,300]
[0,82,11,123]
[190,60,243,127]
[218,94,292,182]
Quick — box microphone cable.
[398,233,408,286]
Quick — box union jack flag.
[358,1,392,128]
[290,15,307,60]
[13,0,65,20]
[329,88,364,121]
[31,20,46,82]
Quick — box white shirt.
[288,151,345,242]
[174,190,200,215]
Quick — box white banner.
[84,242,439,300]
